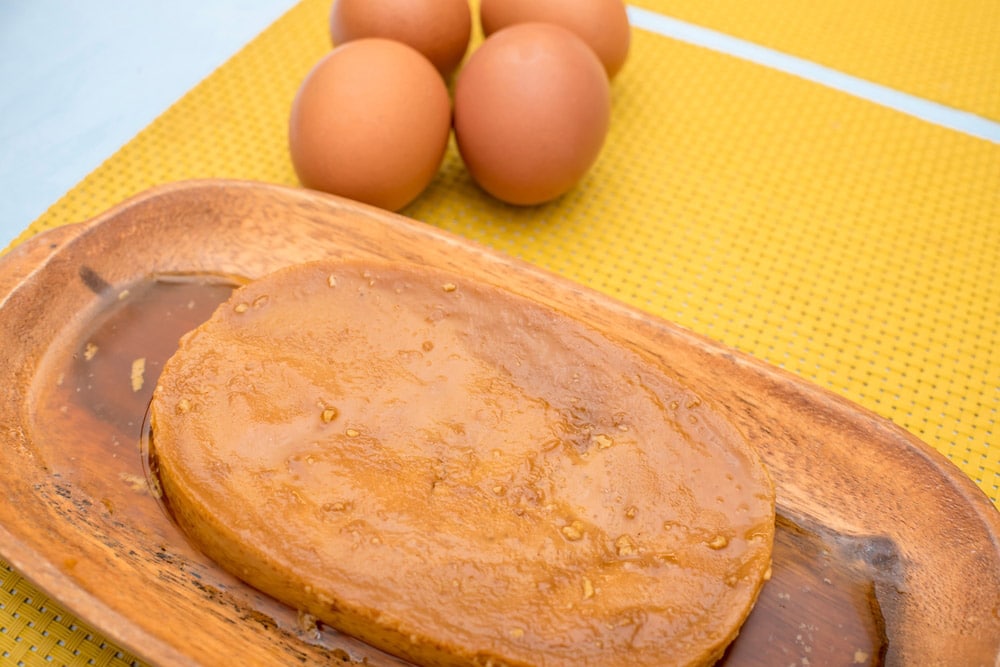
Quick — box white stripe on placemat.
[627,6,1000,144]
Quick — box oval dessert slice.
[151,260,775,667]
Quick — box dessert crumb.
[130,358,146,392]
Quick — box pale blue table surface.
[0,0,299,249]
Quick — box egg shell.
[454,23,611,206]
[330,0,472,78]
[288,38,451,212]
[480,0,631,78]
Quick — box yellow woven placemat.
[4,0,999,664]
[0,563,142,666]
[630,0,1000,120]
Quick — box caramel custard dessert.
[150,260,775,666]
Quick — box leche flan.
[150,260,775,666]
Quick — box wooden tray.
[1,180,998,666]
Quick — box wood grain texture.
[0,223,81,300]
[0,180,998,667]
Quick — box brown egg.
[480,0,631,78]
[288,38,451,212]
[330,0,472,78]
[453,23,611,206]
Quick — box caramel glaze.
[150,261,776,667]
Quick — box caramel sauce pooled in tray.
[28,271,890,666]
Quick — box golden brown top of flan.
[150,260,775,667]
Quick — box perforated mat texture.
[629,0,1000,120]
[3,0,999,664]
[1,564,142,666]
